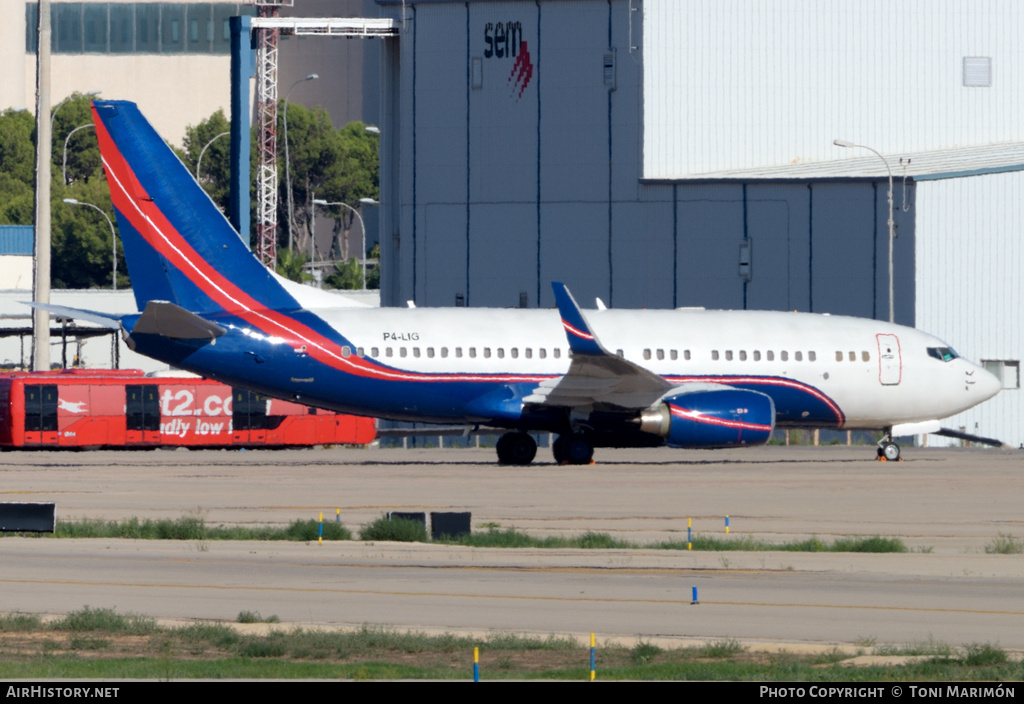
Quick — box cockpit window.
[927,347,959,362]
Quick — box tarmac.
[1,444,1022,651]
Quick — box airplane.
[39,99,1001,465]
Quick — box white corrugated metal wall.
[916,172,1024,447]
[644,0,1024,178]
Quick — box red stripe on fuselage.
[93,107,551,386]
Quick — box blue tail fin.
[92,100,298,314]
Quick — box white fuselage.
[308,305,998,429]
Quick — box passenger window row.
[347,347,570,360]
[708,350,817,362]
[640,349,691,361]
[834,351,872,362]
[337,345,869,365]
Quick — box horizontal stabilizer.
[23,302,121,330]
[131,301,225,340]
[935,427,1007,448]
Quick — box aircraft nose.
[974,364,1002,401]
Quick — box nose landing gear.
[877,428,901,462]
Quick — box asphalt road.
[2,445,1022,650]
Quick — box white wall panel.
[916,173,1024,447]
[645,0,1024,178]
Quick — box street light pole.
[313,198,368,290]
[62,123,95,185]
[833,139,895,324]
[50,89,101,132]
[63,198,117,291]
[359,197,379,290]
[196,131,230,181]
[284,74,319,252]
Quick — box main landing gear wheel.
[496,432,537,465]
[552,434,594,465]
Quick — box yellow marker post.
[590,633,596,681]
[318,511,323,546]
[687,516,692,550]
[473,646,480,682]
[725,515,730,534]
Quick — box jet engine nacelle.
[638,388,776,449]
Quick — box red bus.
[0,369,375,449]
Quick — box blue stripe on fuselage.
[128,311,844,430]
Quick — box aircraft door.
[876,334,902,385]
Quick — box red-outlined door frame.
[876,333,902,385]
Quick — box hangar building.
[372,0,1024,447]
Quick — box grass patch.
[631,640,662,665]
[0,609,1019,680]
[985,534,1024,555]
[448,527,632,549]
[9,516,353,542]
[51,606,156,635]
[237,611,280,624]
[828,536,908,553]
[962,643,1007,666]
[691,639,746,659]
[359,516,428,542]
[55,516,206,540]
[12,515,910,554]
[652,535,908,553]
[0,613,42,632]
[68,635,110,651]
[873,637,954,658]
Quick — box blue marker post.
[692,586,699,605]
[590,633,596,681]
[687,517,692,550]
[725,515,730,534]
[318,512,323,546]
[473,646,480,682]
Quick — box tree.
[177,109,233,214]
[51,94,102,187]
[49,93,121,288]
[0,108,38,226]
[275,247,312,284]
[323,257,361,290]
[0,94,124,289]
[324,243,380,291]
[0,108,36,196]
[280,103,378,262]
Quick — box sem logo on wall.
[483,21,533,101]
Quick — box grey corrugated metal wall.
[380,0,913,329]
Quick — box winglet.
[552,282,604,356]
